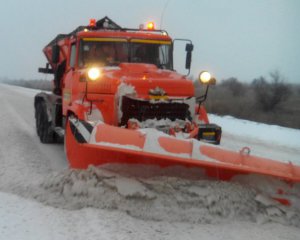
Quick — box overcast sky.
[0,0,299,83]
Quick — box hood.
[87,63,195,97]
[116,63,194,97]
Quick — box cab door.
[62,41,79,116]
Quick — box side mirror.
[52,45,60,64]
[185,43,193,69]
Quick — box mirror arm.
[185,68,191,77]
[82,79,88,104]
[196,85,210,114]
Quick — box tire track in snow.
[0,85,67,195]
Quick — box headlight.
[199,71,212,84]
[87,67,101,81]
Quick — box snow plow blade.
[66,118,300,183]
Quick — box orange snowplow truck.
[35,17,300,189]
[36,17,221,147]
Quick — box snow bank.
[210,114,300,149]
[35,164,300,226]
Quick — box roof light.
[89,18,96,28]
[146,22,155,30]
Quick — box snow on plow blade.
[66,118,300,183]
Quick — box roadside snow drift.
[37,164,300,226]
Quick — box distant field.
[196,80,300,129]
[1,79,52,91]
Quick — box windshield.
[78,38,172,69]
[130,41,172,69]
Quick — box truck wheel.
[35,103,42,137]
[36,101,55,143]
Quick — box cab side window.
[70,44,76,68]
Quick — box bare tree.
[252,70,291,112]
[220,77,246,96]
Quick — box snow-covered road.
[0,83,299,240]
[0,84,66,193]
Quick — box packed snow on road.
[0,83,299,240]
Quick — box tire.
[64,117,69,162]
[35,101,55,143]
[35,104,41,136]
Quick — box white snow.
[209,114,300,164]
[116,82,136,123]
[0,83,300,240]
[91,140,143,151]
[209,114,300,150]
[1,191,299,240]
[86,106,104,122]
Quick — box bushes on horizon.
[220,77,246,96]
[198,71,299,129]
[252,71,291,112]
[2,79,52,91]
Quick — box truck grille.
[120,96,191,126]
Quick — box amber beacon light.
[146,21,155,30]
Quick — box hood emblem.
[149,87,167,96]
